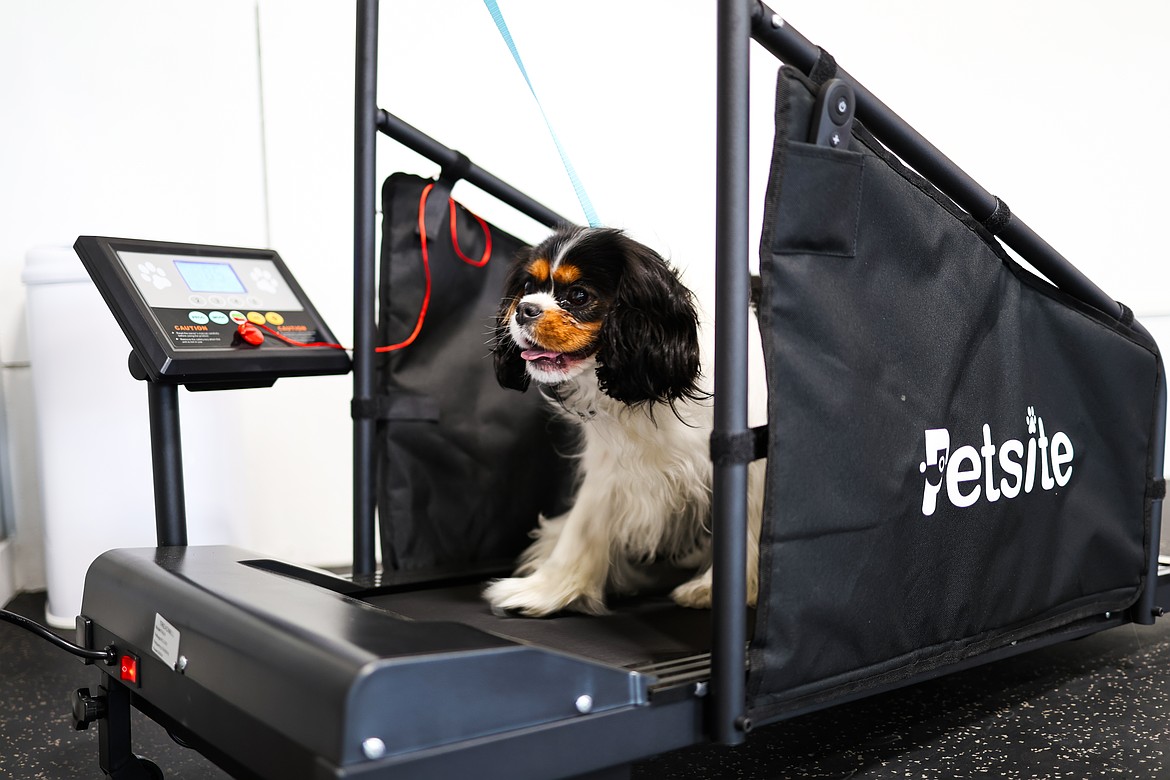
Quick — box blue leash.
[483,0,602,228]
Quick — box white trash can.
[22,246,239,627]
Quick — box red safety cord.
[244,182,491,353]
[375,182,492,352]
[248,321,346,349]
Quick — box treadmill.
[68,2,1170,778]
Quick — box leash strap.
[483,0,601,228]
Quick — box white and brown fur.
[485,226,763,617]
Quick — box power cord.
[0,608,115,663]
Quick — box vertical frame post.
[146,381,187,547]
[353,0,379,577]
[1135,321,1167,626]
[712,0,751,745]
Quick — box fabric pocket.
[771,142,864,258]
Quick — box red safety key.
[237,322,265,346]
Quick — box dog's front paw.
[484,573,607,618]
[670,577,712,609]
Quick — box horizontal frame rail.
[377,110,572,229]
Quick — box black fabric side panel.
[376,173,578,573]
[748,68,1161,720]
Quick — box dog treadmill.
[72,2,1170,779]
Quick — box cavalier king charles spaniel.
[484,226,763,617]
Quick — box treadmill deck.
[365,583,730,689]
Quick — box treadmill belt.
[365,584,719,671]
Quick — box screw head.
[362,737,387,760]
[771,13,783,28]
[575,694,594,714]
[175,655,188,673]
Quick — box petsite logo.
[919,406,1075,517]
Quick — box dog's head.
[493,226,703,407]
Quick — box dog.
[483,226,763,617]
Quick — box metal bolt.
[575,694,593,714]
[771,13,784,29]
[693,681,709,698]
[175,655,188,673]
[837,97,849,115]
[362,737,387,760]
[1105,612,1112,619]
[830,132,841,147]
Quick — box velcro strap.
[352,394,440,422]
[442,151,473,183]
[808,47,838,87]
[710,425,769,466]
[420,180,452,241]
[1151,478,1166,501]
[981,196,1012,235]
[1117,301,1135,329]
[421,152,473,239]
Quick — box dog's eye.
[565,287,591,307]
[522,280,535,294]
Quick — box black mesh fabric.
[747,67,1163,721]
[376,173,576,574]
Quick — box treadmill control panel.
[75,236,351,386]
[118,250,311,351]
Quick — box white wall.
[0,1,275,603]
[1,2,1168,603]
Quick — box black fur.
[494,227,704,407]
[493,337,531,392]
[593,236,703,406]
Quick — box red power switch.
[237,322,265,346]
[119,653,140,687]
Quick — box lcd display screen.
[173,260,246,294]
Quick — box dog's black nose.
[516,302,543,324]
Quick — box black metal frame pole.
[146,381,187,547]
[749,1,1123,321]
[377,110,572,229]
[352,0,379,577]
[1135,319,1167,626]
[711,0,751,746]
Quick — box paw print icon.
[250,267,279,295]
[138,261,171,290]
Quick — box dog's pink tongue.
[521,349,562,361]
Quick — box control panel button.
[229,310,248,325]
[246,311,266,325]
[188,311,209,325]
[208,311,229,325]
[265,312,285,326]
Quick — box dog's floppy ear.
[595,238,703,406]
[494,334,530,392]
[493,249,532,393]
